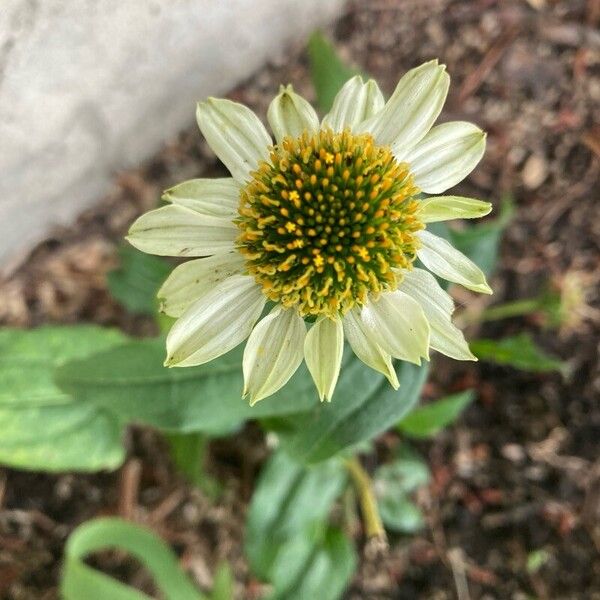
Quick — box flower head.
[127,60,492,404]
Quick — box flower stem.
[461,295,554,326]
[478,298,544,321]
[344,457,386,541]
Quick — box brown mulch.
[1,0,599,598]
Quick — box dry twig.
[118,459,142,520]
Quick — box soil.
[1,0,599,598]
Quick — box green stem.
[462,297,545,326]
[165,432,221,499]
[344,458,386,540]
[479,298,543,321]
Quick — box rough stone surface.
[0,0,343,270]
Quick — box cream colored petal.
[343,308,399,389]
[400,268,476,360]
[158,253,247,317]
[359,60,449,152]
[304,316,344,402]
[429,317,475,360]
[267,85,320,144]
[165,275,265,367]
[360,290,430,365]
[401,121,486,194]
[126,205,236,257]
[417,230,492,294]
[162,178,240,218]
[399,268,454,313]
[417,195,492,223]
[196,98,272,185]
[323,76,385,132]
[243,307,306,405]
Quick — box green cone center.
[237,128,423,317]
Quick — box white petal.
[343,308,399,389]
[304,316,344,402]
[243,307,306,405]
[400,268,476,360]
[163,178,240,218]
[401,121,486,194]
[127,205,236,257]
[400,268,454,314]
[417,195,492,223]
[323,76,385,132]
[158,253,247,317]
[267,85,320,144]
[196,98,272,185]
[360,291,430,365]
[359,60,449,152]
[417,230,492,294]
[165,275,265,367]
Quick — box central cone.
[237,128,423,317]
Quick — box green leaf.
[61,517,204,600]
[245,450,347,579]
[471,333,564,372]
[275,355,428,464]
[267,528,356,600]
[374,447,430,533]
[380,497,424,533]
[448,196,515,276]
[166,431,222,498]
[0,326,127,471]
[51,336,427,468]
[56,339,319,434]
[307,31,357,112]
[51,336,427,470]
[526,549,551,574]
[0,325,128,366]
[209,563,234,600]
[246,450,355,599]
[397,390,474,439]
[107,245,171,315]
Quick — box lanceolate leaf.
[7,330,426,470]
[57,340,428,463]
[276,355,429,464]
[245,450,353,600]
[0,326,127,471]
[267,528,356,600]
[397,390,474,438]
[56,338,319,434]
[61,518,204,600]
[0,403,124,472]
[107,245,171,315]
[308,31,357,113]
[0,325,128,366]
[471,334,564,372]
[245,450,347,579]
[5,324,428,472]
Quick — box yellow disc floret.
[237,128,423,317]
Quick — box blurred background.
[0,0,599,598]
